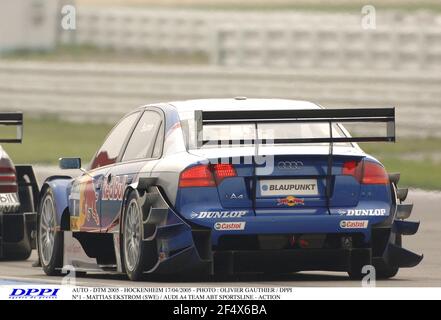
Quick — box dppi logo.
[9,288,60,300]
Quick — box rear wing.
[0,112,23,143]
[195,107,396,214]
[195,108,395,146]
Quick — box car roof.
[165,98,321,112]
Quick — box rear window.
[179,110,349,150]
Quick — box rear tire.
[348,267,365,280]
[1,220,32,261]
[37,189,63,276]
[376,234,401,279]
[3,249,32,261]
[122,192,150,281]
[373,181,403,280]
[348,249,372,280]
[2,236,32,261]
[376,265,399,279]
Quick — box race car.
[0,113,39,260]
[37,98,422,280]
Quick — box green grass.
[361,138,441,156]
[361,139,441,190]
[2,117,440,190]
[2,117,113,165]
[379,159,441,190]
[1,45,209,64]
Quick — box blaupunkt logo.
[9,288,60,300]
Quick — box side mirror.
[59,157,81,170]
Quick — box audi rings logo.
[277,161,304,170]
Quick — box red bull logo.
[82,178,100,226]
[72,176,100,231]
[102,175,128,201]
[277,196,305,207]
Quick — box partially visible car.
[0,112,39,260]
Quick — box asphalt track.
[0,167,439,287]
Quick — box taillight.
[361,161,389,185]
[212,163,236,184]
[343,160,388,185]
[342,160,363,182]
[179,164,215,188]
[179,163,237,188]
[0,160,18,193]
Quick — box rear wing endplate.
[0,112,23,143]
[195,108,395,146]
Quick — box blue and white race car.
[37,98,422,280]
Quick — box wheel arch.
[117,186,134,231]
[39,176,73,228]
[120,177,160,224]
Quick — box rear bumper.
[149,244,371,276]
[143,205,423,276]
[191,215,391,246]
[214,248,370,274]
[146,209,384,275]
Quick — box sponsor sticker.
[70,176,100,231]
[190,210,248,219]
[0,193,20,212]
[338,209,387,216]
[340,220,369,229]
[214,222,246,231]
[277,196,304,207]
[260,179,318,196]
[102,175,128,201]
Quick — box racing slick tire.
[347,251,372,280]
[376,234,401,279]
[121,191,154,281]
[348,268,366,280]
[37,189,63,276]
[1,225,32,261]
